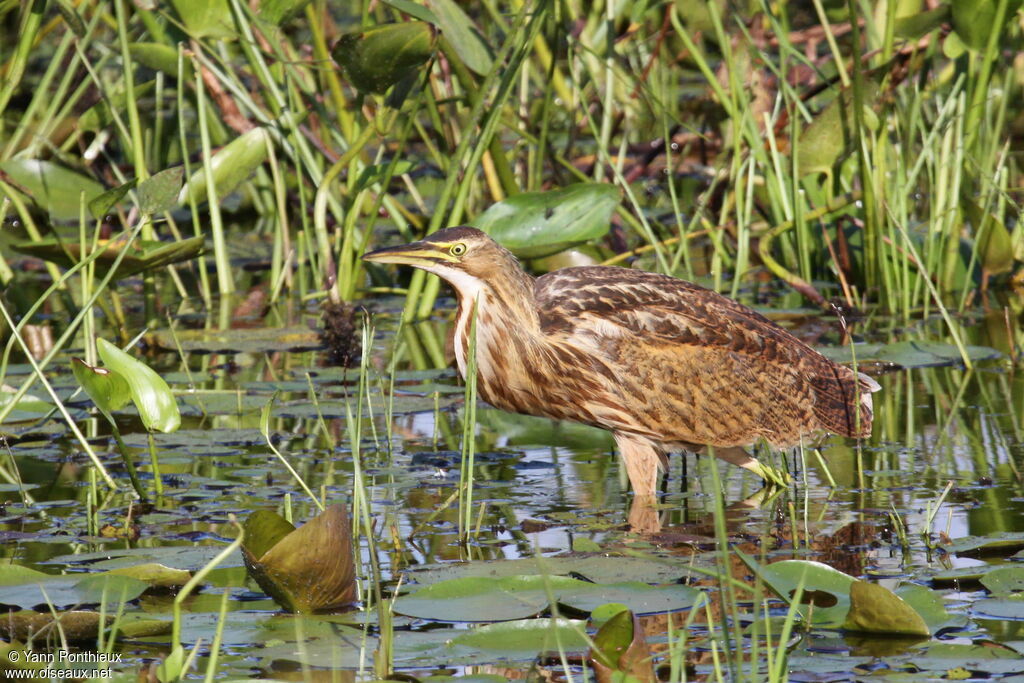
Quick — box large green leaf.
[471,184,620,259]
[332,21,437,94]
[0,564,148,609]
[96,338,181,433]
[0,159,104,222]
[241,505,356,613]
[816,340,1001,369]
[71,357,132,424]
[843,580,929,637]
[431,0,492,75]
[393,574,700,622]
[448,619,589,659]
[757,559,856,627]
[258,0,314,25]
[179,127,272,205]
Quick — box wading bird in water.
[363,227,879,531]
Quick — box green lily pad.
[974,596,1024,620]
[896,583,968,634]
[449,619,589,659]
[393,574,700,622]
[757,559,856,627]
[942,532,1024,557]
[980,566,1024,595]
[0,565,148,609]
[471,184,620,259]
[817,340,1001,369]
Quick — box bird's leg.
[614,433,666,533]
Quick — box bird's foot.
[745,460,792,488]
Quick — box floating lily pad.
[817,340,1001,369]
[973,597,1024,620]
[896,583,968,634]
[448,619,589,660]
[756,559,856,627]
[11,235,205,280]
[942,533,1024,558]
[393,574,699,622]
[0,565,148,609]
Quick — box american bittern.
[364,227,879,523]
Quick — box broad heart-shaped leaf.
[0,159,104,222]
[796,82,879,178]
[431,0,492,75]
[179,127,272,205]
[757,559,856,627]
[258,0,314,25]
[843,580,929,637]
[448,619,589,659]
[96,338,181,433]
[393,574,700,622]
[139,166,184,215]
[0,564,148,610]
[951,0,1023,50]
[11,235,205,280]
[471,184,620,260]
[241,505,356,613]
[71,357,132,423]
[170,0,236,38]
[332,21,437,94]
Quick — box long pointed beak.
[362,241,440,267]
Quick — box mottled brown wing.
[535,266,874,442]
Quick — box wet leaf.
[0,565,147,609]
[942,532,1024,557]
[910,642,1024,675]
[11,235,205,280]
[88,178,137,219]
[139,167,184,215]
[588,609,655,683]
[950,0,1023,51]
[258,0,314,25]
[73,574,149,603]
[170,0,236,39]
[179,127,272,205]
[980,566,1024,595]
[471,184,620,259]
[817,340,1001,369]
[393,574,700,622]
[972,596,1024,620]
[843,580,929,637]
[757,559,855,627]
[241,505,357,613]
[895,583,968,634]
[97,338,181,433]
[0,159,104,222]
[431,0,492,75]
[449,619,589,659]
[71,357,132,423]
[332,21,437,94]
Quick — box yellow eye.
[449,243,467,256]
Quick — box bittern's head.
[362,226,523,296]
